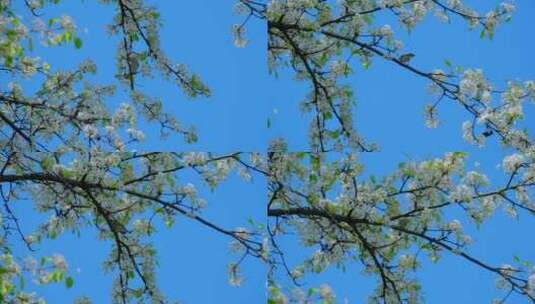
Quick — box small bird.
[482,129,493,137]
[398,53,415,64]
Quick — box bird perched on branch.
[399,53,415,64]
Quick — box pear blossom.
[448,219,462,232]
[319,284,334,300]
[330,60,349,76]
[528,273,535,290]
[181,183,197,197]
[499,264,515,276]
[51,254,68,271]
[502,154,525,173]
[232,24,247,48]
[449,184,474,203]
[500,3,515,14]
[82,124,99,139]
[398,254,416,269]
[132,219,152,234]
[126,128,145,141]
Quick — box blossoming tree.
[236,0,535,303]
[1,0,535,303]
[0,1,266,303]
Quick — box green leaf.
[127,270,135,279]
[311,155,320,171]
[28,37,34,52]
[133,288,144,298]
[329,130,340,139]
[48,18,59,27]
[74,37,82,49]
[362,59,370,70]
[452,151,467,159]
[50,270,64,283]
[62,31,73,43]
[296,152,307,159]
[40,155,55,171]
[363,14,373,25]
[65,276,74,289]
[164,218,173,228]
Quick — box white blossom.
[51,254,68,271]
[126,128,145,141]
[82,124,99,139]
[181,183,197,197]
[500,3,515,14]
[60,15,76,31]
[528,273,535,290]
[448,219,462,232]
[319,284,334,299]
[502,154,525,173]
[398,254,416,269]
[132,219,151,234]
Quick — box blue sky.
[6,1,535,303]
